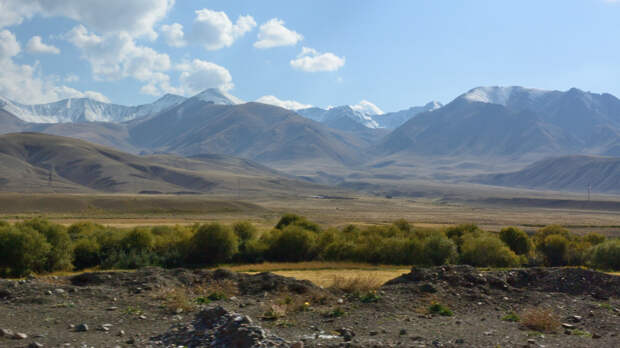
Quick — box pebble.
[337,298,344,304]
[14,332,28,339]
[106,306,118,311]
[28,343,44,348]
[54,288,65,294]
[561,323,574,329]
[571,315,582,322]
[291,342,304,348]
[139,315,147,320]
[592,332,602,339]
[118,330,126,336]
[75,324,89,332]
[399,329,407,336]
[0,328,14,337]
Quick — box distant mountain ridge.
[377,86,620,159]
[296,101,442,131]
[473,155,620,193]
[0,88,246,124]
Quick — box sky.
[1,0,620,113]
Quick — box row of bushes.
[0,216,619,277]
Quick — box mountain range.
[1,85,620,194]
[0,133,317,194]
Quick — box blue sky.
[1,0,619,112]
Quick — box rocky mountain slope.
[0,133,314,194]
[473,155,620,193]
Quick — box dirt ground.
[0,266,618,348]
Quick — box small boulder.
[75,324,89,332]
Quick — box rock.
[291,342,304,348]
[54,289,65,294]
[337,327,356,342]
[561,323,575,329]
[527,339,536,345]
[106,306,118,311]
[75,324,89,332]
[369,330,378,336]
[0,328,14,337]
[118,330,126,336]
[13,332,28,339]
[592,333,602,339]
[45,290,52,296]
[139,315,147,320]
[455,338,465,344]
[399,329,407,336]
[337,298,344,304]
[28,343,44,348]
[571,315,582,322]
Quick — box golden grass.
[222,261,409,272]
[520,307,561,333]
[327,275,384,293]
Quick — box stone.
[106,306,118,311]
[527,339,536,345]
[592,333,602,339]
[369,330,378,336]
[561,323,575,329]
[118,330,126,336]
[0,328,14,337]
[75,324,89,332]
[399,329,407,336]
[455,338,465,344]
[54,289,65,294]
[291,342,304,348]
[571,315,582,322]
[13,332,28,339]
[139,315,147,320]
[28,343,44,348]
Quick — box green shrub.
[0,226,51,276]
[41,225,74,272]
[500,226,533,255]
[189,223,238,265]
[73,238,101,270]
[428,302,453,316]
[583,233,605,246]
[461,234,521,267]
[67,222,105,240]
[535,225,570,245]
[265,226,316,261]
[445,224,482,251]
[233,221,257,243]
[540,234,569,266]
[588,239,620,270]
[274,214,320,232]
[422,233,457,266]
[392,219,412,234]
[122,228,154,252]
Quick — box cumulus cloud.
[160,22,186,47]
[190,9,256,50]
[290,46,345,72]
[254,19,302,49]
[0,0,174,39]
[176,59,234,95]
[0,29,109,104]
[65,25,173,95]
[256,95,312,110]
[26,36,60,54]
[351,100,384,115]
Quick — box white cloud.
[66,25,172,95]
[254,18,303,49]
[0,29,20,59]
[191,9,256,50]
[64,74,79,82]
[290,46,345,72]
[0,0,174,40]
[351,100,384,115]
[0,29,109,104]
[160,23,186,47]
[177,59,233,95]
[26,36,60,54]
[256,95,312,110]
[82,90,111,103]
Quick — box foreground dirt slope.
[0,266,618,347]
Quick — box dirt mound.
[154,306,291,347]
[70,267,327,297]
[385,265,620,299]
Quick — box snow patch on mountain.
[462,86,550,106]
[350,100,384,115]
[192,88,243,105]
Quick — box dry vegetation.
[520,307,561,333]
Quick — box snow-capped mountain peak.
[350,100,384,116]
[461,86,550,106]
[0,94,187,124]
[191,88,244,105]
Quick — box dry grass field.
[1,188,620,236]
